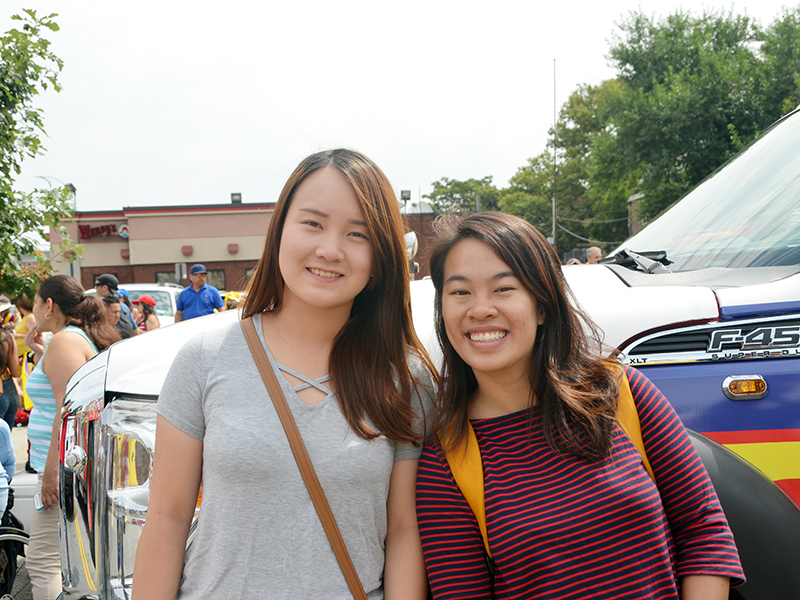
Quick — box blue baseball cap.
[190,264,207,275]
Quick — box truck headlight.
[101,398,157,593]
[104,399,156,526]
[61,390,159,599]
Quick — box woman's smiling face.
[278,165,374,316]
[442,238,544,385]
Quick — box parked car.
[87,282,183,326]
[57,108,800,599]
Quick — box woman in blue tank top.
[25,275,119,600]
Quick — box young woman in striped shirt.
[25,275,118,600]
[416,212,744,600]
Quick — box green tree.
[554,81,631,248]
[502,83,629,252]
[603,9,771,220]
[424,176,500,213]
[498,151,553,233]
[0,9,77,299]
[760,7,800,117]
[425,7,800,255]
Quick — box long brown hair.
[37,275,120,351]
[429,212,618,461]
[242,149,437,443]
[0,329,14,375]
[16,294,33,314]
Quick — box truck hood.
[68,266,799,398]
[409,266,721,361]
[68,311,241,399]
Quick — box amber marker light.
[723,375,768,400]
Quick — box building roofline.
[74,202,276,218]
[73,210,125,218]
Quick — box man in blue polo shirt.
[175,264,225,322]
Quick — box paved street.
[9,557,31,599]
[11,425,27,478]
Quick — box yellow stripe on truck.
[724,441,800,482]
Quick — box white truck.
[56,108,800,599]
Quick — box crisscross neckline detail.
[276,361,334,402]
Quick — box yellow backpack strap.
[445,423,492,559]
[610,362,656,481]
[445,363,653,561]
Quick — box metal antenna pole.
[552,59,557,253]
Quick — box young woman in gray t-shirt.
[132,149,437,600]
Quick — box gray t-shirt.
[156,317,435,599]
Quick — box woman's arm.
[626,367,744,586]
[4,338,20,378]
[146,314,160,331]
[682,575,730,599]
[40,331,95,509]
[132,415,202,600]
[24,322,45,361]
[0,424,15,484]
[416,443,494,600]
[385,458,427,600]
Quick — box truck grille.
[623,317,800,365]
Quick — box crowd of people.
[0,263,226,599]
[564,245,604,265]
[2,149,744,600]
[93,274,165,337]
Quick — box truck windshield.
[617,110,800,272]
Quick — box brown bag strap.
[241,317,368,600]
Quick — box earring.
[45,313,52,320]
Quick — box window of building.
[156,271,180,285]
[157,269,225,290]
[207,269,226,291]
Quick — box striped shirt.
[416,366,744,599]
[27,325,97,472]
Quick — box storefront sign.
[79,224,118,239]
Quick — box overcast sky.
[1,0,794,212]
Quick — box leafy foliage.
[427,6,800,258]
[424,176,500,213]
[604,9,769,220]
[498,152,553,233]
[760,7,800,116]
[0,10,78,299]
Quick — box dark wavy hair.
[37,275,120,351]
[138,302,156,319]
[242,149,437,444]
[429,212,618,461]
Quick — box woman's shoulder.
[50,327,93,351]
[621,365,659,398]
[406,347,437,380]
[41,328,95,370]
[175,318,247,361]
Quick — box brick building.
[401,200,437,279]
[51,201,274,292]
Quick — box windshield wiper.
[600,249,673,274]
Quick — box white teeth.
[469,331,507,342]
[309,268,342,278]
